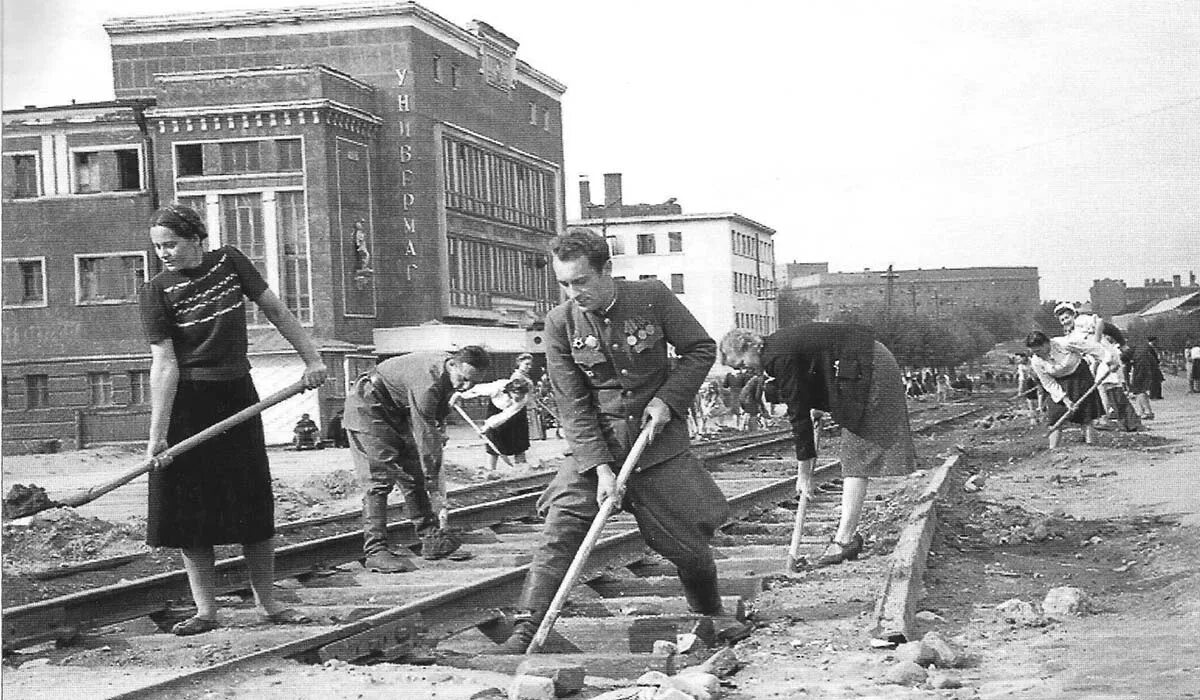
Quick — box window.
[77,253,146,304]
[4,153,40,199]
[276,139,302,172]
[74,152,99,193]
[88,372,114,406]
[2,377,11,409]
[220,193,267,323]
[276,191,312,323]
[529,102,538,125]
[3,258,47,307]
[613,276,627,281]
[637,233,656,255]
[116,150,140,190]
[433,54,443,82]
[668,231,683,252]
[176,195,207,224]
[442,136,558,233]
[221,141,262,173]
[450,64,461,88]
[128,370,150,405]
[177,143,204,176]
[671,273,685,294]
[446,235,558,313]
[25,375,49,409]
[605,235,625,256]
[639,274,657,280]
[542,108,552,132]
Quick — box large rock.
[508,674,556,700]
[690,647,741,678]
[1042,586,1092,621]
[590,690,644,700]
[652,689,694,700]
[921,631,959,668]
[927,668,964,689]
[884,661,928,686]
[895,641,937,667]
[636,671,672,688]
[670,671,720,700]
[515,659,585,697]
[995,598,1041,626]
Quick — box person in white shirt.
[1187,338,1200,393]
[1025,330,1111,448]
[1054,302,1112,419]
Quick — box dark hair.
[550,227,610,272]
[1101,321,1126,346]
[503,376,533,397]
[150,203,207,241]
[452,345,491,370]
[515,352,534,364]
[1024,330,1050,348]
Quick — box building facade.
[570,175,777,342]
[2,2,566,452]
[779,264,1041,326]
[1090,272,1198,318]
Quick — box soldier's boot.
[680,566,753,644]
[363,493,418,574]
[491,569,562,654]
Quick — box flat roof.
[574,212,776,235]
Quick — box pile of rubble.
[1,507,147,574]
[505,647,740,700]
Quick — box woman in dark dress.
[720,324,916,568]
[140,204,327,635]
[1025,330,1108,448]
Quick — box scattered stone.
[884,661,929,686]
[1042,587,1092,621]
[676,632,700,654]
[691,647,740,678]
[963,474,986,492]
[590,690,643,700]
[18,658,51,669]
[508,674,556,700]
[670,671,719,700]
[922,632,959,668]
[915,610,945,623]
[927,667,963,689]
[470,689,507,700]
[637,671,672,688]
[653,689,694,700]
[514,659,585,697]
[623,603,666,616]
[995,598,1040,626]
[653,640,678,656]
[895,641,937,667]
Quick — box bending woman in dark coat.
[720,324,916,568]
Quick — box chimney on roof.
[578,177,592,214]
[1144,278,1150,287]
[1173,274,1182,287]
[1191,271,1196,286]
[603,173,622,206]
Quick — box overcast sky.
[4,0,1198,302]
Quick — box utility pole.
[880,264,899,328]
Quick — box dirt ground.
[4,380,1198,699]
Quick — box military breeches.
[519,450,729,611]
[347,429,436,533]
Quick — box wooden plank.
[871,454,960,643]
[439,652,676,680]
[316,614,422,663]
[562,595,746,621]
[586,575,764,601]
[442,614,725,654]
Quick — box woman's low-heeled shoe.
[171,616,220,636]
[815,533,864,567]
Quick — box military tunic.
[518,279,728,612]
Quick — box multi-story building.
[1090,272,1198,318]
[570,174,777,341]
[778,264,1041,326]
[2,2,566,452]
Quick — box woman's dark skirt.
[1045,362,1104,426]
[484,402,530,456]
[147,375,274,548]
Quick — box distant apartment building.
[778,263,1041,326]
[1090,272,1198,318]
[570,174,777,341]
[2,1,565,453]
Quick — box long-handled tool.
[1045,364,1113,436]
[785,410,821,571]
[526,424,655,654]
[452,403,515,467]
[3,379,310,520]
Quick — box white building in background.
[570,174,777,343]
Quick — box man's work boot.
[419,527,464,560]
[492,616,539,654]
[362,492,418,573]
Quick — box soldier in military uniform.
[343,346,489,573]
[495,228,729,653]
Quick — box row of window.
[176,138,303,177]
[431,54,463,88]
[733,272,772,297]
[612,273,686,294]
[442,136,558,233]
[735,312,774,335]
[3,253,147,308]
[2,371,149,410]
[605,231,684,256]
[447,235,558,312]
[528,102,553,132]
[732,230,773,262]
[3,148,143,200]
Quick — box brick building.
[2,2,566,452]
[778,264,1041,327]
[570,174,777,341]
[1090,272,1199,318]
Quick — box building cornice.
[157,64,377,93]
[103,1,566,99]
[146,99,382,136]
[575,212,776,235]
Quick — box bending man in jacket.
[494,228,728,653]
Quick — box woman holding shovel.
[1024,330,1109,449]
[720,324,916,568]
[140,203,328,635]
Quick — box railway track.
[2,398,991,698]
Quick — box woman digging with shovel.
[140,204,328,635]
[1025,330,1110,449]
